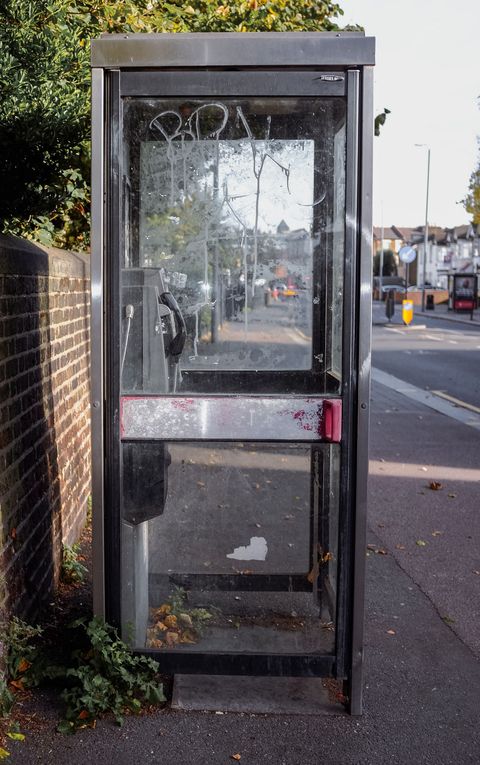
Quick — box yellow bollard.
[402,299,413,325]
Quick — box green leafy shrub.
[57,617,165,732]
[0,0,350,250]
[0,677,14,720]
[61,543,89,584]
[0,618,43,684]
[0,615,164,735]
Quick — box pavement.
[9,315,480,764]
[372,299,480,327]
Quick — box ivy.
[0,615,165,734]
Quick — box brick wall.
[0,235,91,620]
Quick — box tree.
[373,250,398,277]
[0,0,350,250]
[463,150,480,226]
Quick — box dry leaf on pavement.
[428,481,443,490]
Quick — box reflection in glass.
[121,98,346,391]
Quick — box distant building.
[373,223,480,288]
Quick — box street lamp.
[415,143,431,312]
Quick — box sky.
[341,0,480,228]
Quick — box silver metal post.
[380,217,384,299]
[415,144,430,312]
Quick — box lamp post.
[415,144,431,311]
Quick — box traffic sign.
[399,246,416,264]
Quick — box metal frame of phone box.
[90,32,374,715]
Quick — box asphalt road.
[372,316,480,410]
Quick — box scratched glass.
[120,442,339,655]
[121,98,346,393]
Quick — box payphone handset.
[121,267,186,395]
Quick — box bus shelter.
[448,272,478,314]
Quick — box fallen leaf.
[197,481,206,488]
[442,615,455,625]
[386,629,396,635]
[9,680,23,691]
[431,530,443,537]
[17,659,30,674]
[448,493,457,499]
[428,481,443,491]
[78,710,89,720]
[231,756,241,762]
[395,544,406,550]
[416,540,427,547]
[367,544,387,555]
[178,613,193,628]
[6,733,24,742]
[473,570,480,576]
[0,748,10,759]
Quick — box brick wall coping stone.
[0,235,90,278]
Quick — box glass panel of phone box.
[120,97,345,655]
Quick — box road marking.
[372,368,480,431]
[431,390,480,415]
[424,334,443,342]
